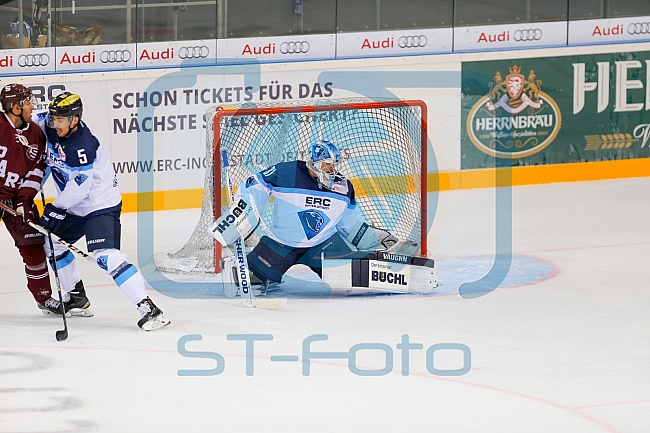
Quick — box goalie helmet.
[0,83,35,112]
[47,92,83,127]
[306,140,342,190]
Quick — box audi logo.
[628,22,650,35]
[179,46,209,59]
[398,35,428,48]
[514,29,543,41]
[18,53,49,67]
[100,50,131,63]
[280,41,310,54]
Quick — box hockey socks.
[48,250,80,302]
[19,244,52,303]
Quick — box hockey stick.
[222,151,286,310]
[0,201,94,263]
[39,191,68,341]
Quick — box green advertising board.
[461,51,650,169]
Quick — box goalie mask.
[306,140,345,190]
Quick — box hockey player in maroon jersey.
[0,83,64,315]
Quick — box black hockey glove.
[39,203,67,232]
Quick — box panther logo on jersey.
[298,209,330,240]
[96,255,108,271]
[74,173,88,186]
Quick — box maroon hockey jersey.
[0,113,46,204]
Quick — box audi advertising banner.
[454,21,568,52]
[568,16,650,45]
[0,46,55,75]
[461,50,650,169]
[335,28,452,58]
[136,39,217,68]
[55,44,136,72]
[8,56,456,197]
[216,34,335,64]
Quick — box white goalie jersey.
[238,160,361,248]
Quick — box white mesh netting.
[155,97,426,274]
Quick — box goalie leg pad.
[321,254,437,294]
[220,255,239,298]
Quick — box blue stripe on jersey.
[113,264,138,287]
[53,250,74,269]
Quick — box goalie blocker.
[322,251,437,295]
[209,195,258,246]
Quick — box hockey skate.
[65,280,94,317]
[221,256,281,297]
[136,297,171,331]
[38,297,70,317]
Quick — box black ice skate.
[65,280,93,317]
[38,297,70,317]
[136,297,170,331]
[231,267,272,296]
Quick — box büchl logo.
[466,65,562,158]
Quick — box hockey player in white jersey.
[215,140,399,294]
[37,92,170,330]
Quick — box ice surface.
[1,178,649,432]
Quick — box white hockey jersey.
[37,114,121,217]
[239,160,361,248]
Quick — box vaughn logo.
[466,65,562,158]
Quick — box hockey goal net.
[155,97,428,274]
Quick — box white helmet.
[306,140,342,190]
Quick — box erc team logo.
[466,65,562,158]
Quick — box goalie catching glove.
[346,220,399,251]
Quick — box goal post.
[155,97,428,275]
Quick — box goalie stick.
[222,151,286,310]
[0,201,94,263]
